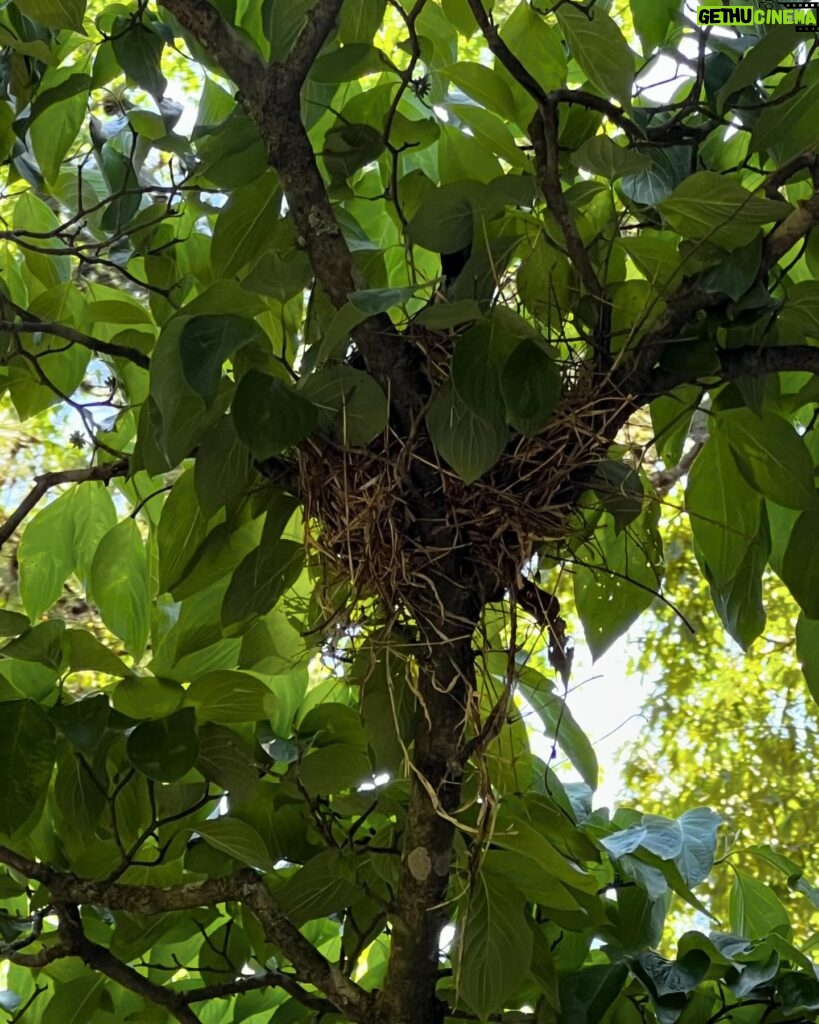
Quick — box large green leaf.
[456,870,534,1019]
[715,409,819,511]
[730,870,790,941]
[211,173,281,278]
[233,370,318,458]
[658,173,791,250]
[300,366,388,446]
[556,4,634,108]
[574,510,663,659]
[157,469,209,594]
[29,71,90,183]
[16,0,85,30]
[126,708,200,782]
[751,61,819,162]
[781,511,819,619]
[18,490,75,619]
[186,670,275,723]
[180,315,267,405]
[500,339,562,436]
[195,817,273,870]
[277,850,360,925]
[426,383,507,484]
[686,434,761,587]
[91,519,150,659]
[500,2,567,97]
[0,701,56,835]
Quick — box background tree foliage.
[2,0,819,1022]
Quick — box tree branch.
[529,107,603,304]
[0,296,150,369]
[639,345,819,401]
[0,461,129,549]
[182,970,333,1013]
[159,0,264,103]
[56,905,201,1024]
[0,850,373,1023]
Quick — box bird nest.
[297,369,632,617]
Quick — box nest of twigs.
[297,329,632,615]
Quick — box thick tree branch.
[56,905,201,1024]
[0,850,373,1023]
[641,344,819,399]
[0,460,129,549]
[159,0,264,102]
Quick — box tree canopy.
[3,1,819,1022]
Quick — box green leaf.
[186,671,274,723]
[499,340,562,436]
[180,315,267,405]
[16,0,85,31]
[91,520,151,660]
[730,870,790,941]
[195,817,273,870]
[556,4,634,108]
[457,870,534,1019]
[708,525,768,650]
[13,194,70,289]
[64,630,130,677]
[310,43,384,82]
[113,676,185,719]
[196,722,258,801]
[574,510,663,659]
[0,611,30,637]
[499,2,567,97]
[30,73,90,183]
[338,0,385,44]
[715,408,819,511]
[300,366,388,446]
[18,490,75,619]
[751,61,819,163]
[211,173,281,278]
[426,383,507,484]
[658,172,791,251]
[779,972,819,1015]
[222,538,304,628]
[445,61,517,121]
[126,708,200,782]
[157,470,209,594]
[451,323,507,420]
[194,415,255,518]
[574,135,649,181]
[277,850,360,925]
[796,614,819,704]
[717,28,798,113]
[676,808,721,887]
[111,18,167,100]
[781,512,819,619]
[588,459,644,533]
[233,370,319,458]
[0,701,56,835]
[686,435,761,587]
[630,0,677,54]
[406,182,475,254]
[559,963,630,1024]
[2,619,65,669]
[297,743,372,794]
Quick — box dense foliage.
[2,0,819,1022]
